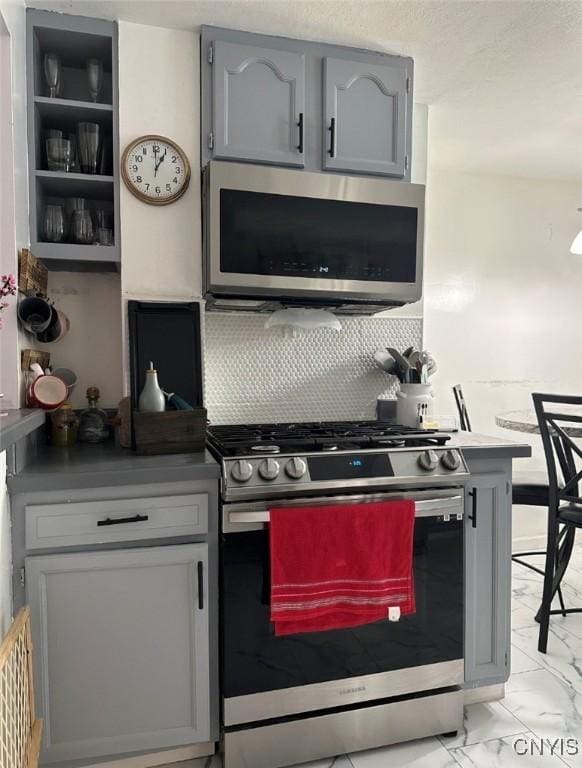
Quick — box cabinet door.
[323,57,408,176]
[26,544,210,763]
[464,473,511,686]
[212,41,305,167]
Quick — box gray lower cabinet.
[26,543,210,764]
[211,41,305,167]
[464,471,512,686]
[323,57,408,177]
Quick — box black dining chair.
[452,386,567,614]
[533,393,582,653]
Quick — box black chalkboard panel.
[128,301,203,411]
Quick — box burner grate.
[207,420,450,457]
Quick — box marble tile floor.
[165,548,582,768]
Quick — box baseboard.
[463,684,505,705]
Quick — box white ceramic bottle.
[138,362,165,413]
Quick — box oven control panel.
[223,448,469,498]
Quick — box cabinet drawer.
[25,494,208,550]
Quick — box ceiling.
[28,0,582,182]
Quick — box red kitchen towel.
[270,500,415,636]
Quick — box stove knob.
[285,457,307,480]
[231,460,253,483]
[418,450,439,471]
[259,458,280,481]
[441,450,461,471]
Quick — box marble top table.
[496,409,582,437]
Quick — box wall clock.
[121,135,191,205]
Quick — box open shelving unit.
[26,9,120,271]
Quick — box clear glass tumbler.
[43,205,65,243]
[77,122,101,174]
[46,138,72,172]
[71,209,94,244]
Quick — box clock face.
[121,135,190,205]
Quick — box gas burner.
[251,445,280,454]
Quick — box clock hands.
[154,149,167,178]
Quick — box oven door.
[205,161,425,306]
[221,489,464,726]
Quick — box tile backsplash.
[204,313,422,424]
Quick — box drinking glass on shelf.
[71,209,94,244]
[86,58,103,103]
[93,209,112,230]
[77,122,100,174]
[43,52,61,98]
[46,138,72,172]
[43,205,65,243]
[64,197,86,240]
[96,228,114,246]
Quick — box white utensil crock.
[396,383,434,427]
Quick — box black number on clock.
[166,184,172,192]
[142,147,147,155]
[172,177,178,184]
[175,167,181,174]
[132,165,138,171]
[145,183,150,190]
[155,186,161,194]
[136,176,142,183]
[134,155,143,163]
[153,145,160,152]
[171,155,177,163]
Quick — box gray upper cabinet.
[323,57,408,177]
[26,543,210,763]
[211,41,305,167]
[464,470,512,687]
[201,27,413,180]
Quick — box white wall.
[423,168,582,546]
[118,22,201,302]
[0,0,27,639]
[36,273,123,408]
[0,0,27,409]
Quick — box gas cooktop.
[206,420,451,458]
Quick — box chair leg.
[557,586,567,617]
[538,519,560,654]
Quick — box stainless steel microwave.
[203,161,425,314]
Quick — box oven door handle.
[226,495,464,528]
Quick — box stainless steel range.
[207,421,469,768]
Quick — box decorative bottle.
[78,386,110,443]
[138,362,165,413]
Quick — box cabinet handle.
[468,489,478,528]
[328,117,336,157]
[97,514,149,527]
[197,561,204,610]
[297,112,304,153]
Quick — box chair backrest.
[532,393,582,512]
[452,385,472,432]
[0,607,43,768]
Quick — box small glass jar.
[50,403,78,447]
[78,386,110,443]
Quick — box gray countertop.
[7,429,530,494]
[446,430,532,459]
[7,441,221,494]
[0,409,46,453]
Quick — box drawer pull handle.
[197,561,204,610]
[97,514,149,527]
